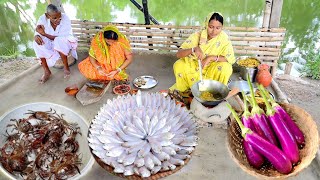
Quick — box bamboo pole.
[71,20,285,32]
[232,41,282,46]
[284,62,293,75]
[234,50,279,56]
[227,31,285,37]
[232,45,280,52]
[269,0,283,28]
[271,80,289,103]
[262,0,272,28]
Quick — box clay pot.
[256,64,272,87]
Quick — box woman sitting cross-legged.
[78,25,133,81]
[170,12,235,97]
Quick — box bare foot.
[64,70,71,79]
[39,72,51,84]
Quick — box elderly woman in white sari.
[33,4,77,83]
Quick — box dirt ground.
[275,74,320,126]
[1,58,319,125]
[0,57,38,84]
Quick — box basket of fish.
[0,102,94,180]
[227,76,319,179]
[88,91,198,179]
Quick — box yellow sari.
[170,12,235,93]
[78,25,131,81]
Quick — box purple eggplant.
[241,91,264,168]
[243,141,264,168]
[247,74,279,146]
[227,104,292,174]
[241,91,256,131]
[260,86,305,148]
[259,85,300,164]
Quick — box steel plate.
[133,75,158,89]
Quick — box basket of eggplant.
[226,74,319,179]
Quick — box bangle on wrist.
[117,67,122,73]
[191,47,195,54]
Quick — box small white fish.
[89,144,104,152]
[162,161,176,170]
[138,143,151,158]
[162,146,176,156]
[113,162,125,173]
[101,157,117,165]
[169,157,185,166]
[153,151,170,161]
[134,157,145,167]
[151,165,162,174]
[173,153,190,160]
[139,166,151,178]
[123,152,137,166]
[144,155,154,170]
[102,143,121,151]
[136,90,142,107]
[117,151,128,163]
[106,146,124,157]
[124,165,134,176]
[133,166,140,175]
[92,150,107,159]
[148,152,161,166]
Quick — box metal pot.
[228,80,252,94]
[191,80,238,106]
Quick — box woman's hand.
[201,56,212,68]
[105,70,119,79]
[97,67,108,76]
[194,46,205,60]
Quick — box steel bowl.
[228,80,252,94]
[191,80,229,106]
[0,102,94,180]
[237,57,260,82]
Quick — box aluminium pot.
[191,80,238,106]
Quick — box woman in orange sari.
[78,25,133,81]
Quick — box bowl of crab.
[88,90,199,179]
[0,102,94,180]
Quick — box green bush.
[302,49,320,79]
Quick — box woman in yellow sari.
[170,12,235,95]
[78,25,133,81]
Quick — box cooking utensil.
[65,84,79,96]
[237,57,260,82]
[228,80,252,94]
[133,75,158,89]
[191,79,239,106]
[198,59,205,91]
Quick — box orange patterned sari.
[78,25,131,81]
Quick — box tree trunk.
[269,0,283,28]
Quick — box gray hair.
[46,4,60,13]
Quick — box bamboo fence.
[72,20,286,75]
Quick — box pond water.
[0,0,319,75]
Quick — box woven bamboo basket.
[88,118,194,180]
[90,148,192,180]
[227,103,319,179]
